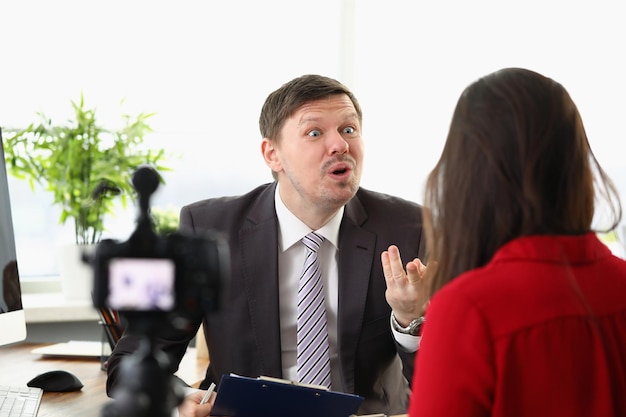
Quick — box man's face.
[262,94,364,220]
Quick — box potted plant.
[2,94,170,299]
[3,94,170,244]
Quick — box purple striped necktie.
[296,231,331,388]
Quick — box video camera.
[92,166,229,319]
[90,166,229,417]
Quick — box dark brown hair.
[424,67,622,295]
[259,74,363,142]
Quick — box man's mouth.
[328,160,351,174]
[325,157,355,179]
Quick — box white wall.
[353,1,626,203]
[2,0,625,277]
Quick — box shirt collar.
[274,185,343,252]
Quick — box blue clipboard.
[210,374,364,417]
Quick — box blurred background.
[2,0,625,282]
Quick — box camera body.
[92,229,228,316]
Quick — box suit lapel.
[239,183,283,376]
[337,194,376,393]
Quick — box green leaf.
[2,95,172,245]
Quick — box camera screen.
[108,258,176,311]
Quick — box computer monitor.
[0,127,28,346]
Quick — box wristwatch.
[391,313,425,336]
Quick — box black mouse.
[27,370,84,392]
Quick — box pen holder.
[99,321,117,371]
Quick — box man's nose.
[328,131,350,154]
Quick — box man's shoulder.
[183,183,274,212]
[180,183,276,231]
[347,187,423,232]
[355,187,422,210]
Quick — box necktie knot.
[302,232,324,253]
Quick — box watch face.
[408,323,419,335]
[392,313,425,335]
[408,316,425,336]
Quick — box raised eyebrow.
[297,111,360,128]
[341,110,359,121]
[297,116,322,128]
[342,112,361,126]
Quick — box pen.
[200,382,216,405]
[349,414,387,417]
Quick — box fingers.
[178,391,215,417]
[405,261,420,284]
[381,249,392,282]
[416,258,426,276]
[406,258,426,284]
[382,245,425,285]
[196,402,214,417]
[381,245,405,284]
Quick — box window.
[3,0,626,285]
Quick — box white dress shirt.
[274,186,344,390]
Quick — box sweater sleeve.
[408,287,495,417]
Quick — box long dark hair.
[424,67,622,295]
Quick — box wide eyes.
[307,126,356,138]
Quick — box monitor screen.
[0,127,27,346]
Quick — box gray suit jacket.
[107,182,426,415]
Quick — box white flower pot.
[59,243,96,302]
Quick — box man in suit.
[106,74,426,416]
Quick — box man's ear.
[261,138,282,173]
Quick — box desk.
[0,342,208,417]
[0,342,408,417]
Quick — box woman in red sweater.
[405,68,626,416]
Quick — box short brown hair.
[259,74,363,142]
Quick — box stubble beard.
[317,155,361,209]
[318,172,360,211]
